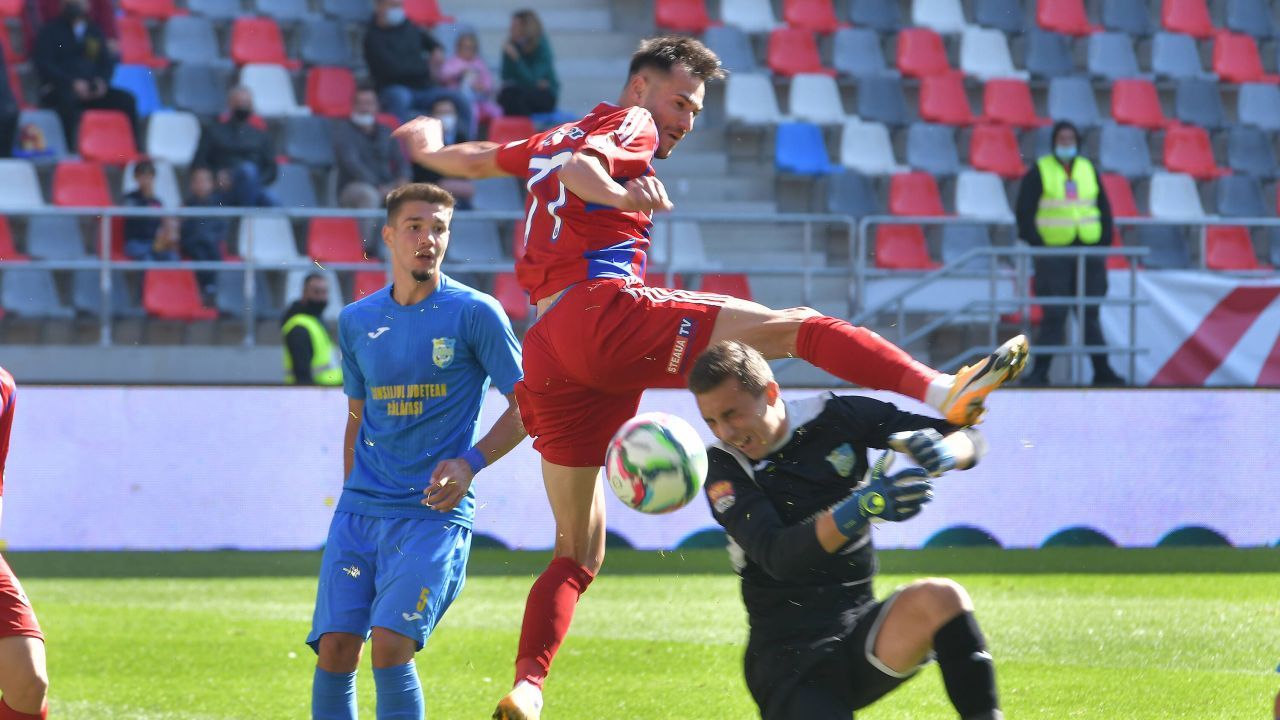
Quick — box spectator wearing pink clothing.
[439,32,502,137]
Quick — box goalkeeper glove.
[830,449,933,540]
[888,428,957,477]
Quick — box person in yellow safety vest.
[282,273,343,386]
[1014,120,1124,387]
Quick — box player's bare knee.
[744,306,822,358]
[905,578,971,625]
[317,632,363,672]
[370,627,416,668]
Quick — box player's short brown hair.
[629,35,726,82]
[688,340,773,397]
[385,182,455,224]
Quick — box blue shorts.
[307,512,471,653]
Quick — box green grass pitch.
[11,548,1279,719]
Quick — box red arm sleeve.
[579,106,658,180]
[494,138,535,177]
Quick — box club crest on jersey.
[826,443,856,477]
[432,337,456,369]
[707,481,736,514]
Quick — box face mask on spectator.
[384,7,406,24]
[351,112,376,129]
[302,299,327,316]
[1054,144,1077,162]
[231,107,252,122]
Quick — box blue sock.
[312,667,358,720]
[374,662,424,719]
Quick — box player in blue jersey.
[307,183,526,720]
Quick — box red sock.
[513,557,596,688]
[0,698,45,720]
[795,316,938,401]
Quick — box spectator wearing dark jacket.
[181,167,228,294]
[364,0,472,132]
[33,0,136,148]
[0,52,18,158]
[498,9,558,117]
[334,86,409,209]
[123,160,179,261]
[192,86,278,208]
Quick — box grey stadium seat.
[162,16,223,66]
[284,116,336,167]
[322,0,374,23]
[1237,83,1280,131]
[172,64,231,116]
[1214,175,1267,218]
[1226,0,1273,39]
[3,268,73,318]
[1101,0,1152,36]
[825,169,881,218]
[1152,33,1209,79]
[73,270,143,317]
[703,26,758,75]
[253,0,314,23]
[906,123,960,176]
[851,0,902,32]
[186,0,240,20]
[1225,126,1277,177]
[1134,226,1191,269]
[833,28,891,79]
[472,178,523,212]
[856,75,910,126]
[299,19,354,67]
[1174,78,1226,130]
[25,216,87,260]
[15,110,68,164]
[941,224,995,272]
[1087,33,1141,80]
[446,218,505,266]
[973,0,1026,34]
[269,163,320,209]
[1025,30,1076,78]
[215,270,278,319]
[1047,77,1101,129]
[1098,124,1152,178]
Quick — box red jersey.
[0,368,14,496]
[495,103,659,303]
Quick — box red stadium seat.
[307,218,367,263]
[376,112,401,131]
[895,28,950,78]
[700,273,753,300]
[487,116,536,145]
[1212,31,1280,85]
[1110,79,1169,130]
[1161,0,1213,39]
[404,0,454,26]
[875,225,939,270]
[1100,174,1139,218]
[120,0,179,18]
[0,217,27,262]
[655,0,714,33]
[783,0,846,34]
[231,17,299,69]
[78,110,140,165]
[117,16,168,69]
[107,217,128,260]
[1036,0,1096,35]
[767,28,834,76]
[1106,230,1131,270]
[919,72,974,126]
[53,161,111,206]
[354,269,388,299]
[1206,226,1270,270]
[494,273,530,323]
[980,79,1048,128]
[1163,124,1228,179]
[969,124,1025,178]
[0,0,22,18]
[143,270,218,320]
[889,172,946,216]
[305,67,357,118]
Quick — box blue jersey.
[336,274,523,526]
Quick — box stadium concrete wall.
[3,387,1274,551]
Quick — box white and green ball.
[605,412,708,514]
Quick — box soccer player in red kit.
[0,369,49,720]
[395,37,1028,719]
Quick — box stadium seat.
[1163,124,1227,179]
[1148,171,1205,219]
[269,163,319,209]
[240,217,302,264]
[1101,0,1152,36]
[974,0,1026,33]
[1134,225,1192,268]
[112,65,163,119]
[241,64,305,118]
[26,216,87,260]
[1212,31,1279,84]
[941,224,996,271]
[726,74,782,125]
[703,26,758,74]
[53,161,110,206]
[906,123,960,176]
[1098,123,1153,178]
[1162,0,1213,39]
[1151,32,1209,79]
[307,218,366,263]
[896,27,950,78]
[1037,0,1095,35]
[231,18,299,69]
[857,75,910,126]
[784,0,844,34]
[839,120,902,175]
[305,67,356,118]
[1047,76,1102,129]
[145,111,201,166]
[911,0,965,34]
[1105,230,1131,270]
[122,159,182,208]
[656,0,714,33]
[1100,173,1139,217]
[214,269,277,319]
[472,178,523,212]
[1226,0,1274,39]
[121,0,179,18]
[889,172,946,216]
[648,220,710,270]
[980,79,1047,127]
[118,16,168,69]
[960,26,1026,81]
[143,270,218,321]
[832,28,890,79]
[1214,175,1267,217]
[448,218,505,266]
[299,19,355,67]
[875,225,938,269]
[1237,83,1280,131]
[493,273,529,323]
[0,218,24,262]
[826,168,884,218]
[851,0,902,32]
[956,170,1013,221]
[188,0,240,20]
[1025,29,1076,77]
[322,0,374,22]
[1206,226,1269,270]
[1087,33,1141,80]
[774,122,832,175]
[0,160,44,209]
[700,273,753,300]
[918,72,974,125]
[161,16,223,66]
[487,116,536,145]
[354,269,388,300]
[969,123,1025,178]
[722,0,779,33]
[404,0,454,26]
[13,110,69,163]
[2,268,73,318]
[1174,78,1226,130]
[1110,79,1169,130]
[253,0,313,23]
[171,64,230,117]
[1226,125,1277,177]
[768,28,834,76]
[788,74,844,124]
[284,116,336,167]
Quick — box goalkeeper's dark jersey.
[704,393,952,642]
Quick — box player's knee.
[370,627,416,668]
[903,578,972,625]
[317,632,364,672]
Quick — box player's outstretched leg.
[0,636,48,720]
[494,462,606,720]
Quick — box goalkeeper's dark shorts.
[744,592,929,719]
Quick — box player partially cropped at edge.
[691,341,1002,720]
[307,183,526,720]
[395,36,1026,719]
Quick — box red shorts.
[515,278,728,467]
[0,554,41,640]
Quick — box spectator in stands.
[334,85,410,210]
[33,0,137,148]
[192,85,279,208]
[410,97,475,209]
[33,0,116,40]
[498,9,558,117]
[282,273,342,386]
[440,31,502,137]
[365,0,473,135]
[0,52,17,158]
[181,167,228,294]
[123,160,179,261]
[1015,120,1125,387]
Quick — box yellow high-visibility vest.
[1035,155,1102,246]
[282,313,343,386]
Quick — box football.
[605,412,709,514]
